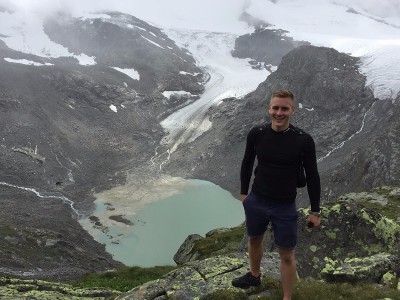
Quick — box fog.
[1,0,399,34]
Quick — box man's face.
[268,96,295,132]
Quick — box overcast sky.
[1,0,399,34]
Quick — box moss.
[191,226,245,259]
[0,226,18,236]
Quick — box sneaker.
[231,272,261,289]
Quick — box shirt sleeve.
[303,134,321,212]
[240,127,258,195]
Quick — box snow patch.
[112,67,140,80]
[179,71,200,76]
[4,58,53,66]
[109,105,118,112]
[141,35,164,49]
[162,91,193,99]
[0,10,96,65]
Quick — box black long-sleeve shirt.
[240,123,321,212]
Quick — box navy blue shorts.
[243,191,298,250]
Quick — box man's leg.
[249,235,264,277]
[231,234,264,288]
[278,248,296,300]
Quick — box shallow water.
[80,179,244,267]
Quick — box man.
[231,89,321,300]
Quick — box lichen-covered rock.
[116,253,280,300]
[0,277,120,299]
[320,253,399,284]
[380,271,398,288]
[293,199,400,278]
[173,234,204,265]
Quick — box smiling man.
[232,89,321,300]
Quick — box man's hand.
[306,214,321,229]
[240,194,247,202]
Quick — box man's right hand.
[240,194,247,202]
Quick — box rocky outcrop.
[116,254,281,300]
[321,253,399,284]
[0,277,120,300]
[232,26,309,68]
[173,234,203,265]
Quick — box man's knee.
[278,249,295,264]
[248,235,264,247]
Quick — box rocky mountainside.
[163,44,400,207]
[231,25,309,70]
[0,12,205,279]
[44,12,205,97]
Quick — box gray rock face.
[173,234,203,265]
[232,26,309,67]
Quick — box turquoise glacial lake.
[80,179,244,267]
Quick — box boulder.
[321,253,399,284]
[173,234,203,265]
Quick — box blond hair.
[271,89,294,100]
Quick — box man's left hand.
[306,214,321,229]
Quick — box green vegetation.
[0,226,17,235]
[190,225,245,259]
[70,265,176,292]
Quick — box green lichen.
[333,248,342,256]
[325,230,337,239]
[312,257,320,268]
[310,245,318,252]
[354,239,385,256]
[321,257,339,274]
[381,271,396,287]
[329,204,342,214]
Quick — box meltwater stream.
[79,179,244,267]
